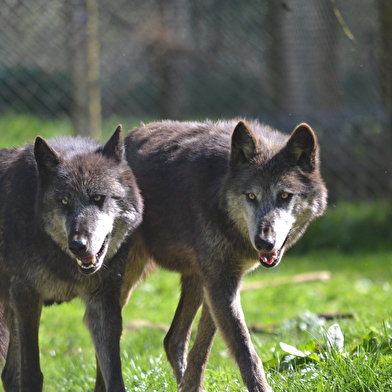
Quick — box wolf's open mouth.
[259,234,289,269]
[76,235,109,275]
[259,250,279,266]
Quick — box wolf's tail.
[0,303,9,368]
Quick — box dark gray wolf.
[0,126,143,392]
[123,119,327,392]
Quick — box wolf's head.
[34,126,143,275]
[224,120,327,269]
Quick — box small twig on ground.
[242,271,331,292]
[125,319,170,332]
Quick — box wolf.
[123,119,327,392]
[0,126,143,392]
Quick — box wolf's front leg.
[204,272,273,392]
[84,295,125,392]
[1,306,20,392]
[8,282,44,392]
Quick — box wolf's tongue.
[79,255,96,265]
[259,251,278,265]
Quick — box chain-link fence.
[0,0,391,202]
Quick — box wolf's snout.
[254,236,275,252]
[68,238,88,256]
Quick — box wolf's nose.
[255,237,275,252]
[69,239,88,255]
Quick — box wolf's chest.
[31,266,100,303]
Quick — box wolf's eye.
[61,198,68,205]
[280,192,291,200]
[92,195,105,205]
[247,193,256,200]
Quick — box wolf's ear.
[102,125,124,163]
[285,123,318,173]
[34,137,62,175]
[231,121,257,165]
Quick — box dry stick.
[241,271,331,291]
[125,319,170,332]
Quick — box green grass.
[0,113,146,148]
[0,114,73,148]
[0,115,391,391]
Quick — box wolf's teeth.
[76,258,95,268]
[81,264,94,269]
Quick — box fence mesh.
[0,0,391,201]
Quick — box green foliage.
[0,113,73,148]
[266,322,391,371]
[265,323,392,392]
[292,201,392,253]
[0,113,147,148]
